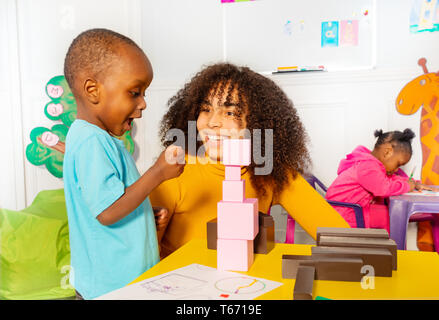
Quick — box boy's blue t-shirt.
[63,119,159,299]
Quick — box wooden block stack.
[216,139,259,271]
[282,227,397,300]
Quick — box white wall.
[0,0,25,210]
[1,0,437,210]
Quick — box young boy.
[63,28,185,299]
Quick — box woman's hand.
[154,207,172,243]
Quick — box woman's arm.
[273,173,350,240]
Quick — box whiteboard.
[224,0,376,72]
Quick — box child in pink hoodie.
[325,129,434,232]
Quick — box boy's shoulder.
[66,119,114,152]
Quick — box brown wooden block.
[207,218,217,250]
[293,266,315,300]
[283,255,364,282]
[258,212,274,228]
[318,235,397,270]
[316,227,389,245]
[282,255,314,279]
[254,224,275,254]
[300,257,364,282]
[311,246,393,277]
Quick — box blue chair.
[304,174,366,228]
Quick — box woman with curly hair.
[150,62,349,258]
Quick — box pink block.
[217,239,254,271]
[222,180,245,202]
[225,166,241,181]
[222,139,251,166]
[217,198,258,240]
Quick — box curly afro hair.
[159,62,312,198]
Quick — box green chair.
[0,189,75,300]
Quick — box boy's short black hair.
[374,128,415,155]
[64,28,142,96]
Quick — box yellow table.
[131,239,439,300]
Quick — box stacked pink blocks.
[217,139,259,271]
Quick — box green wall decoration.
[26,75,135,178]
[26,124,69,178]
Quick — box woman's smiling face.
[196,83,247,162]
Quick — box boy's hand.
[153,145,185,182]
[153,206,172,242]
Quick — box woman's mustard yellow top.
[150,155,349,257]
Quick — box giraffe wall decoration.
[395,58,439,186]
[395,57,439,251]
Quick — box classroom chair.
[284,215,295,244]
[407,213,439,253]
[274,174,365,245]
[304,174,366,228]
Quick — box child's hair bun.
[374,129,384,138]
[401,128,415,142]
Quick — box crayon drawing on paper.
[410,0,439,33]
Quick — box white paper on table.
[95,263,283,300]
[404,190,439,196]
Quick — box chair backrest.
[304,174,328,193]
[304,174,366,228]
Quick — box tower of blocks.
[282,227,397,300]
[216,138,259,271]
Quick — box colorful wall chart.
[410,0,439,33]
[340,20,359,46]
[322,20,359,47]
[321,21,339,47]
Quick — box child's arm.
[356,162,411,197]
[96,146,185,226]
[393,168,439,191]
[394,168,408,178]
[410,181,439,192]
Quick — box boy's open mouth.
[124,118,134,132]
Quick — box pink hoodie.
[325,145,411,228]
